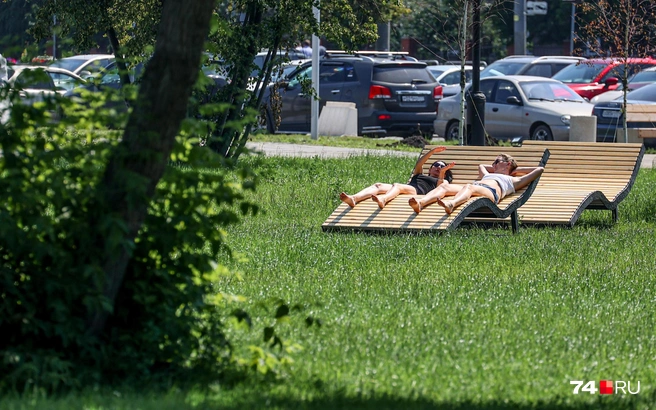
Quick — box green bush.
[0,82,261,391]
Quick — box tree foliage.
[0,0,250,391]
[577,0,656,142]
[198,0,409,158]
[392,0,509,61]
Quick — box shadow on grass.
[212,393,645,410]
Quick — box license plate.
[602,110,621,118]
[401,95,424,102]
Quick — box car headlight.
[561,115,571,125]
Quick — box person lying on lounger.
[408,153,544,215]
[339,146,455,209]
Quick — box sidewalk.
[246,142,656,168]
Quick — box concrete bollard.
[615,128,641,144]
[318,102,358,137]
[569,116,597,142]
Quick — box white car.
[1,65,85,123]
[49,54,114,78]
[427,65,473,97]
[6,65,85,100]
[434,75,594,141]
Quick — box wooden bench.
[517,141,644,226]
[619,104,656,141]
[322,145,549,233]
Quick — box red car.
[552,57,656,100]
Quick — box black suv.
[259,55,441,137]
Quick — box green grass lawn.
[5,154,656,410]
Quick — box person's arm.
[512,166,544,190]
[412,146,446,175]
[437,161,456,185]
[511,166,540,176]
[478,164,492,179]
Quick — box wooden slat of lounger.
[323,196,462,231]
[517,141,643,226]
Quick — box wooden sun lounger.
[517,141,644,226]
[322,145,550,233]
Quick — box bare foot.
[371,195,386,209]
[340,192,356,208]
[436,198,455,215]
[408,197,423,214]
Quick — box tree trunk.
[106,26,132,87]
[87,0,217,336]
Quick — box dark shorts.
[473,181,499,203]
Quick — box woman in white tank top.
[408,153,544,215]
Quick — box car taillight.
[369,85,392,99]
[378,114,391,121]
[433,85,443,101]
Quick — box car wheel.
[445,121,460,141]
[530,124,553,141]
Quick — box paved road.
[246,142,656,169]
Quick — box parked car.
[589,66,656,103]
[2,65,85,122]
[434,76,594,141]
[427,65,473,97]
[49,54,114,79]
[251,50,307,78]
[592,82,656,147]
[552,57,656,101]
[259,55,442,137]
[68,59,228,114]
[481,55,584,79]
[6,65,85,97]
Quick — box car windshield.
[481,62,527,78]
[629,69,656,83]
[427,68,446,78]
[552,62,606,83]
[50,58,87,72]
[625,83,656,102]
[520,81,583,101]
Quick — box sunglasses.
[431,162,446,169]
[493,158,507,165]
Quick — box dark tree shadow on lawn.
[210,393,648,410]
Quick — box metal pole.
[53,13,57,60]
[513,0,526,55]
[376,22,390,51]
[311,5,320,140]
[569,3,575,55]
[469,0,486,146]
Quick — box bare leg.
[371,183,417,209]
[340,183,393,208]
[409,184,463,214]
[437,184,496,215]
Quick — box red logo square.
[600,380,613,395]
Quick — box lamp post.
[311,4,320,140]
[469,0,486,145]
[563,0,584,56]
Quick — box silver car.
[434,75,594,141]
